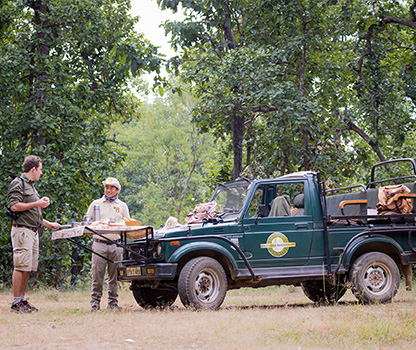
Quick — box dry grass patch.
[1,282,416,349]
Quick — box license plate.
[126,267,142,276]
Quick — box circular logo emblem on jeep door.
[260,232,296,257]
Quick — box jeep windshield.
[210,181,251,219]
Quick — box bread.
[124,217,141,226]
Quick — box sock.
[12,296,23,306]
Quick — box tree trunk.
[298,22,310,171]
[301,125,310,171]
[346,120,386,162]
[231,113,245,180]
[29,0,51,147]
[223,5,244,180]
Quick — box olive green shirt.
[7,173,43,228]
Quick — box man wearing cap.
[86,177,130,311]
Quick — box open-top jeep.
[114,158,416,309]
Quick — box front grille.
[124,240,160,263]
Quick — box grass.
[1,281,416,349]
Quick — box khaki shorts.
[11,226,39,272]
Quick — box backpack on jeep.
[376,184,413,215]
[185,201,217,224]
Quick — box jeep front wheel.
[178,257,227,310]
[349,252,400,304]
[131,284,178,309]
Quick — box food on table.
[89,217,141,227]
[123,217,141,226]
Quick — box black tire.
[178,257,227,310]
[131,284,178,309]
[301,276,347,304]
[349,252,400,304]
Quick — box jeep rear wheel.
[131,284,178,309]
[301,276,347,304]
[349,252,400,304]
[178,257,227,310]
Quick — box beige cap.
[102,177,121,189]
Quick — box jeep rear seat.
[326,182,416,224]
[403,182,416,213]
[326,190,367,219]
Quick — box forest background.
[0,0,415,288]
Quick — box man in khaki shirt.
[86,177,129,311]
[7,155,61,313]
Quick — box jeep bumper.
[118,263,177,282]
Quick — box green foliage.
[0,220,13,284]
[160,0,416,187]
[1,0,415,287]
[37,234,92,288]
[114,84,214,227]
[0,0,161,286]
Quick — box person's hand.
[49,222,62,230]
[37,197,50,208]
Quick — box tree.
[157,1,349,178]
[346,0,416,162]
[159,0,416,185]
[114,84,214,227]
[0,0,161,286]
[159,0,250,180]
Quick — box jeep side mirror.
[258,204,267,217]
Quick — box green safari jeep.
[117,158,416,309]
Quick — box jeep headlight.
[153,242,162,258]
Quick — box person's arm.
[123,203,130,219]
[11,197,50,212]
[43,219,62,230]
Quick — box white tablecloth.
[51,225,152,240]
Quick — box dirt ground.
[1,283,416,349]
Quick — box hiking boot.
[107,303,122,310]
[11,300,32,313]
[91,304,100,312]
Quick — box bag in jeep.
[185,201,217,224]
[376,184,413,215]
